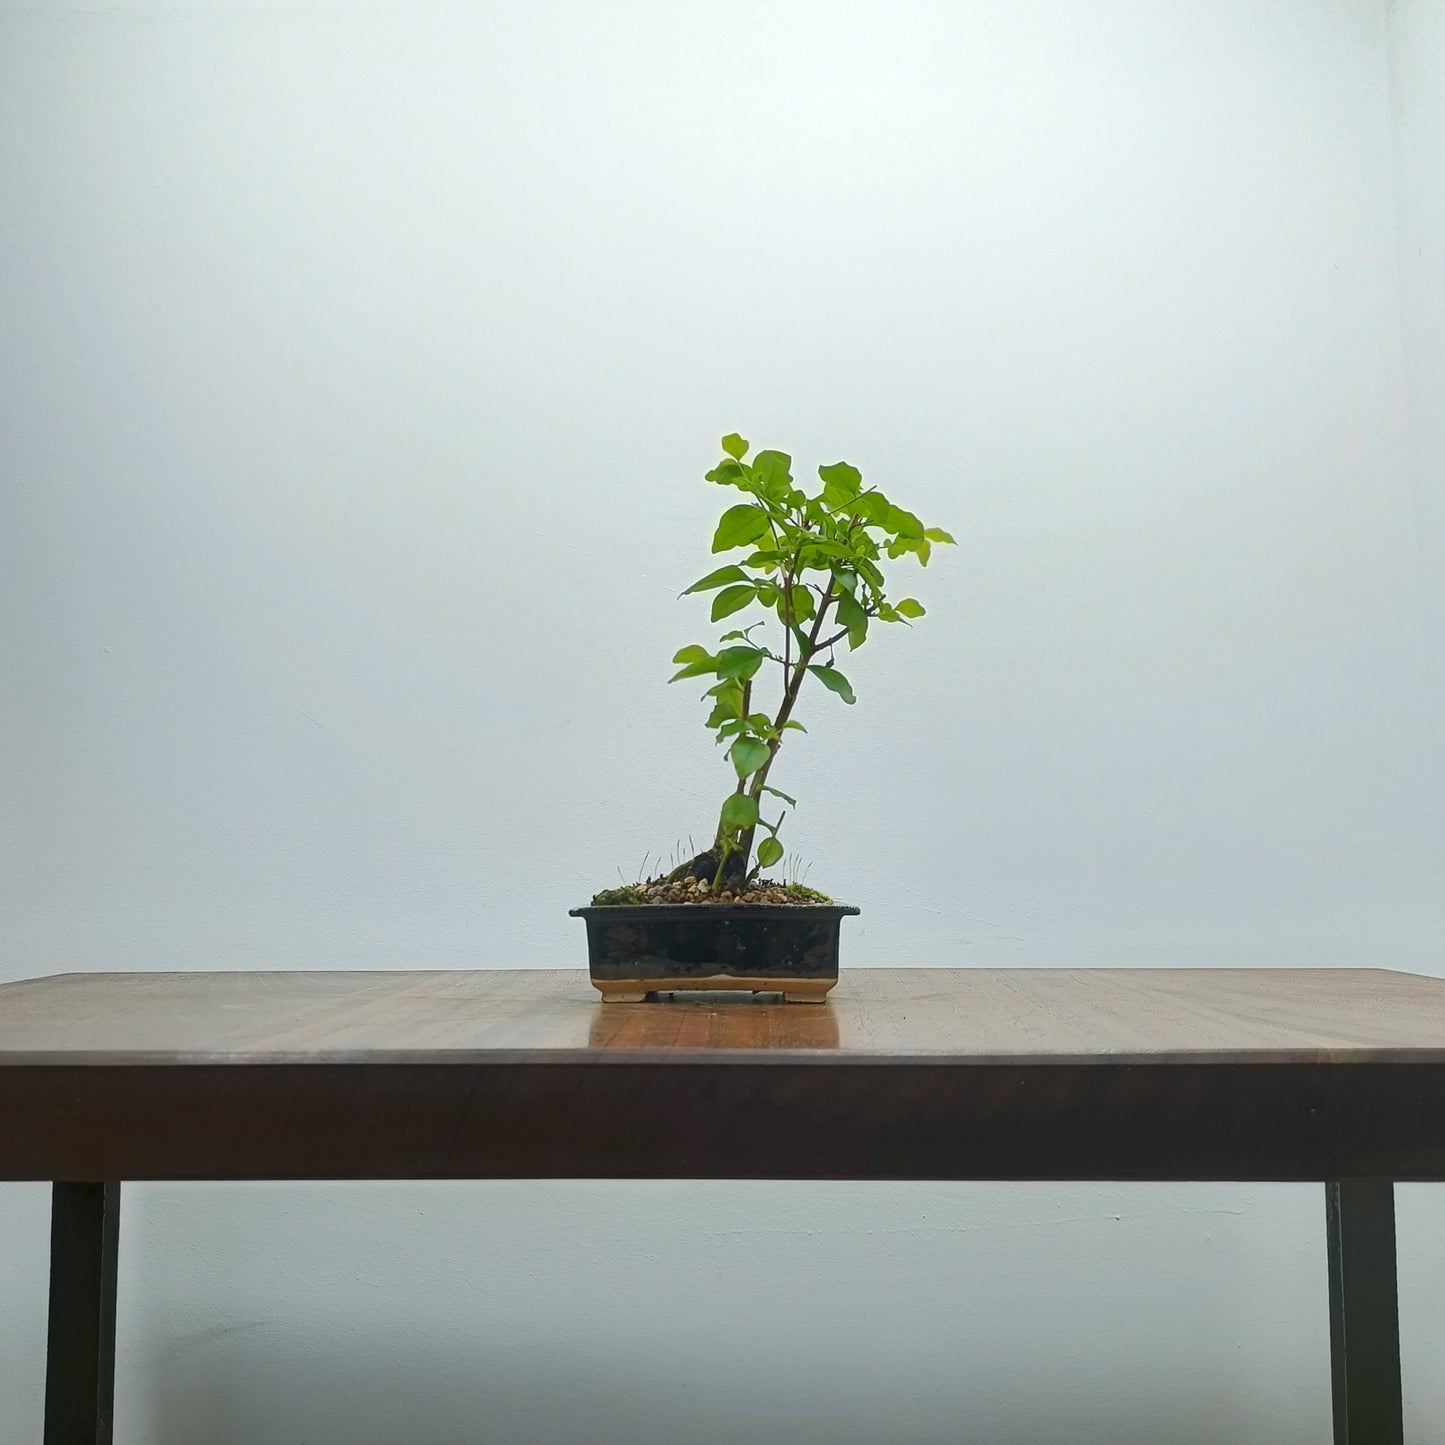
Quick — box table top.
[3,968,1444,1182]
[4,966,1445,1064]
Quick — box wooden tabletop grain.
[4,967,1444,1064]
[3,968,1444,1182]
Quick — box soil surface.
[590,877,834,907]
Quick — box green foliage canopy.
[669,435,954,881]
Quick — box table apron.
[3,1060,1445,1181]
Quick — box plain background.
[3,1,1444,1440]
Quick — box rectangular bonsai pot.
[569,903,860,1003]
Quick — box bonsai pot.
[570,902,860,1003]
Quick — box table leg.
[45,1182,121,1445]
[1326,1180,1402,1445]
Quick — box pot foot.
[590,975,836,1003]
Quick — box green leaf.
[780,720,807,733]
[712,503,772,553]
[755,836,784,869]
[720,792,760,831]
[706,459,748,487]
[831,567,858,597]
[683,565,749,595]
[705,702,736,728]
[809,665,856,705]
[779,585,815,626]
[721,433,749,460]
[797,539,851,563]
[751,450,793,495]
[761,783,798,805]
[924,527,956,544]
[818,461,862,507]
[669,659,715,682]
[705,680,745,712]
[672,644,712,665]
[729,737,770,779]
[917,538,932,566]
[896,597,926,618]
[852,492,891,526]
[711,583,757,621]
[746,712,776,735]
[886,505,925,540]
[835,590,868,649]
[716,645,766,680]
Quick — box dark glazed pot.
[569,903,860,1003]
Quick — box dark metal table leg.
[1326,1180,1402,1445]
[45,1182,121,1445]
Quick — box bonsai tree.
[665,434,954,890]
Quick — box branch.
[726,580,836,871]
[781,566,795,681]
[773,581,836,734]
[816,602,878,653]
[727,677,753,799]
[779,526,809,694]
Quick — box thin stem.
[775,581,835,734]
[781,568,794,681]
[730,578,838,868]
[815,608,877,653]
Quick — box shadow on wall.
[143,1342,1251,1445]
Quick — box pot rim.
[569,902,860,918]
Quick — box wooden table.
[4,966,1444,1444]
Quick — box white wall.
[1392,0,1445,926]
[2,2,1442,1440]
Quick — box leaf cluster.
[669,434,954,880]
